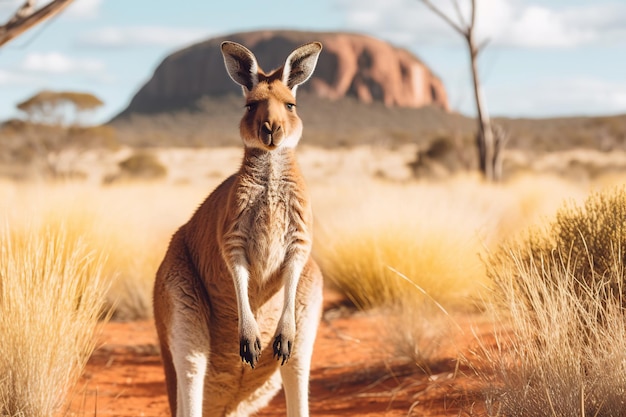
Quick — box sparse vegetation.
[312,175,583,311]
[491,187,626,309]
[314,181,485,310]
[0,217,109,417]
[483,187,626,416]
[93,184,203,320]
[0,182,205,321]
[408,134,476,178]
[17,90,104,126]
[114,151,168,181]
[1,134,626,414]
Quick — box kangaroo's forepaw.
[273,334,292,365]
[240,336,262,368]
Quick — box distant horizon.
[1,0,625,123]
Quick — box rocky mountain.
[115,30,449,118]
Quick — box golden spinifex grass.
[312,174,585,310]
[0,181,206,320]
[0,221,109,417]
[313,180,485,309]
[86,183,208,319]
[88,184,192,320]
[484,187,626,416]
[485,249,626,416]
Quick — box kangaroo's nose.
[262,121,280,135]
[261,122,283,147]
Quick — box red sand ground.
[67,290,494,416]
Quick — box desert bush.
[116,151,167,181]
[552,189,626,292]
[492,187,626,308]
[484,248,626,416]
[0,220,110,417]
[407,134,476,179]
[484,188,626,416]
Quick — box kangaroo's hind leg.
[154,245,211,417]
[279,259,323,417]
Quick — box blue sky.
[0,0,625,123]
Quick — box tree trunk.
[468,38,498,181]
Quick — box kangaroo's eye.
[285,103,295,111]
[245,103,257,112]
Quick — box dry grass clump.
[313,177,493,310]
[0,181,205,321]
[484,187,626,416]
[494,187,626,308]
[313,174,586,311]
[93,184,201,320]
[0,219,109,417]
[552,189,626,296]
[485,249,626,416]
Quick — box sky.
[0,0,625,124]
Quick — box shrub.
[116,151,167,181]
[552,189,626,295]
[0,221,110,417]
[485,248,626,416]
[407,134,475,178]
[484,187,626,416]
[492,187,626,308]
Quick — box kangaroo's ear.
[221,41,259,93]
[282,42,322,95]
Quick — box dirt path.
[67,291,492,416]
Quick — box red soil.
[67,290,493,416]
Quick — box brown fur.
[153,41,323,417]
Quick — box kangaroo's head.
[221,41,322,151]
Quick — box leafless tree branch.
[469,0,477,34]
[8,0,37,24]
[421,0,467,37]
[451,0,468,31]
[0,0,74,48]
[419,0,502,181]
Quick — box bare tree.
[0,0,74,48]
[420,0,503,181]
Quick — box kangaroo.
[153,41,324,417]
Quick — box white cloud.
[79,26,213,48]
[488,77,626,117]
[501,3,626,48]
[20,52,104,74]
[336,0,626,49]
[504,6,580,47]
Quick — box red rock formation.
[118,30,449,116]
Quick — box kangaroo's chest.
[238,183,295,280]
